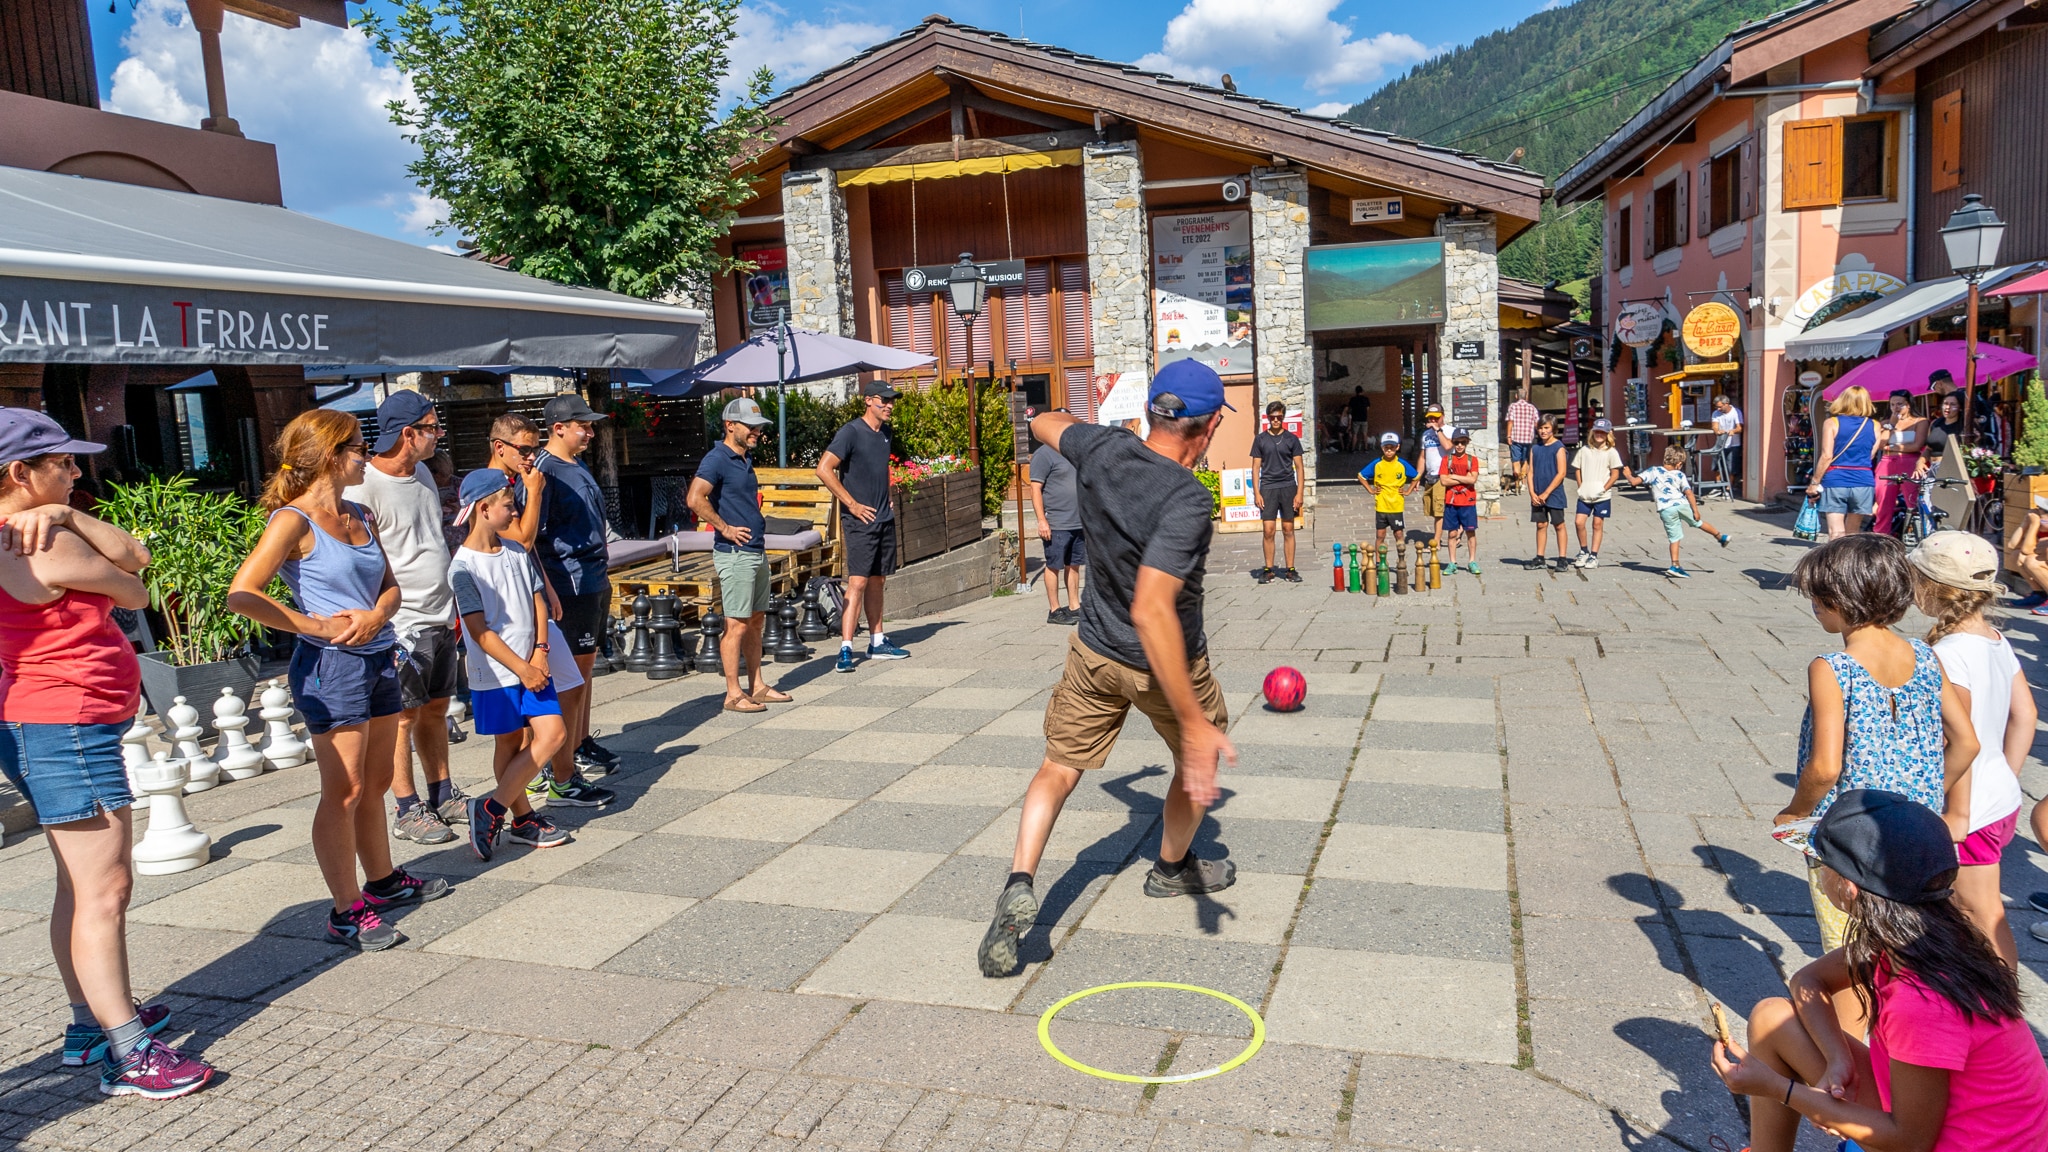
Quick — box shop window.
[1651,182,1679,253]
[1841,115,1896,201]
[1932,89,1962,192]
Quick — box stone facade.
[782,168,856,399]
[1081,141,1151,380]
[1250,165,1315,497]
[1436,214,1503,513]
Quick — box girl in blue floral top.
[1781,535,1977,972]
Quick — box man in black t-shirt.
[978,359,1239,978]
[1249,400,1304,583]
[818,380,908,672]
[1347,387,1370,451]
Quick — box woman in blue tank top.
[1805,385,1881,540]
[230,410,447,953]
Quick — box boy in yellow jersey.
[1358,432,1419,552]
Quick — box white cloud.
[397,191,449,238]
[1138,0,1429,93]
[105,0,431,242]
[727,3,893,103]
[1305,101,1352,117]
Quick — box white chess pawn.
[212,687,264,781]
[132,751,210,875]
[121,714,154,811]
[168,696,219,793]
[258,679,307,770]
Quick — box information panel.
[1152,212,1254,376]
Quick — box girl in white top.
[1569,419,1636,569]
[1908,531,2032,966]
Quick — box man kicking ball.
[979,360,1239,978]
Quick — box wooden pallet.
[757,467,843,578]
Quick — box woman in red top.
[0,410,213,1099]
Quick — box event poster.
[1153,212,1254,375]
[738,246,789,332]
[1094,371,1148,436]
[1218,468,1259,523]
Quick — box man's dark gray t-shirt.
[1028,444,1080,531]
[823,417,894,524]
[1250,430,1303,485]
[1060,422,1212,670]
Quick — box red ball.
[1262,666,1307,712]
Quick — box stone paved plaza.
[0,484,2044,1151]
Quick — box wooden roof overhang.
[736,16,1544,239]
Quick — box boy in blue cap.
[451,469,571,860]
[978,359,1240,977]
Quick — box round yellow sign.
[1681,302,1742,359]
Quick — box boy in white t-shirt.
[1636,446,1730,579]
[451,469,572,862]
[1568,419,1635,569]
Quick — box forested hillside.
[1344,0,1789,291]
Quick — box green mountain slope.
[1344,0,1788,288]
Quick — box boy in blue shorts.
[1636,446,1729,579]
[1358,432,1419,554]
[451,469,572,860]
[1439,428,1480,573]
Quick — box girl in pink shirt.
[1713,789,2047,1151]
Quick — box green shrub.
[97,476,280,666]
[706,389,863,468]
[2013,372,2048,472]
[1194,468,1222,519]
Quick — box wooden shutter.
[1738,135,1758,219]
[1607,208,1620,271]
[1782,118,1842,209]
[1698,160,1714,235]
[884,274,936,358]
[1058,261,1092,360]
[1064,367,1096,422]
[1642,198,1655,260]
[1932,89,1963,192]
[1674,170,1690,246]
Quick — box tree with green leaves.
[363,0,776,300]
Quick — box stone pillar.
[1436,214,1503,514]
[781,169,855,400]
[1081,141,1150,380]
[1250,165,1314,498]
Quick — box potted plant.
[96,475,285,718]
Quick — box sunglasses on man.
[491,438,539,458]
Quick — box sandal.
[722,697,768,713]
[750,687,794,704]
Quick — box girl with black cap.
[1713,789,2048,1151]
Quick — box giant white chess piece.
[132,752,210,875]
[258,679,307,770]
[212,686,264,781]
[121,714,153,811]
[167,696,219,793]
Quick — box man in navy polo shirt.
[688,398,793,712]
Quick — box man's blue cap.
[372,390,436,453]
[1148,359,1235,419]
[454,467,512,524]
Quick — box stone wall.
[1081,141,1151,380]
[782,168,856,399]
[1436,214,1503,514]
[1251,165,1315,498]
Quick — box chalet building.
[1556,0,2046,502]
[714,16,1545,504]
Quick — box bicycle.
[1886,473,1944,546]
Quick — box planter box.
[138,650,280,723]
[892,468,981,566]
[944,469,983,550]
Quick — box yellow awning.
[836,149,1084,187]
[1658,361,1741,383]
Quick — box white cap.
[1379,432,1400,446]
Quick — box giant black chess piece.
[623,592,653,674]
[645,594,685,680]
[693,608,725,676]
[759,593,784,655]
[797,580,830,642]
[774,597,809,663]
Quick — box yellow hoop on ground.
[1036,982,1266,1083]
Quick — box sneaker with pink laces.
[327,898,401,951]
[99,1036,214,1099]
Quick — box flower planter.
[892,468,981,565]
[944,469,984,550]
[138,650,278,723]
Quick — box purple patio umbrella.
[1820,340,2038,401]
[643,328,934,397]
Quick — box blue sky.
[84,0,1559,245]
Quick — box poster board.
[1094,371,1148,437]
[1303,238,1445,331]
[738,246,788,333]
[1153,212,1254,375]
[1219,468,1259,523]
[1449,385,1486,433]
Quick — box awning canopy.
[1990,269,2048,298]
[1784,265,2039,361]
[0,166,704,370]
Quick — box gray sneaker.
[392,803,456,845]
[436,783,470,825]
[1143,855,1237,897]
[976,879,1038,977]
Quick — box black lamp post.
[947,252,988,466]
[1940,194,2007,445]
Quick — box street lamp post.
[948,253,988,467]
[1939,194,2007,446]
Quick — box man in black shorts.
[818,381,911,672]
[533,393,616,806]
[1249,400,1304,583]
[978,359,1238,978]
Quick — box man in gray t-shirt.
[1028,423,1084,626]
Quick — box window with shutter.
[1840,114,1896,201]
[1709,148,1742,232]
[1738,135,1757,219]
[1064,367,1097,422]
[1616,206,1632,269]
[1651,182,1678,252]
[945,304,993,368]
[1698,160,1714,236]
[884,274,936,358]
[1058,262,1092,360]
[1608,209,1619,272]
[1932,89,1962,193]
[1782,118,1842,209]
[1674,172,1689,247]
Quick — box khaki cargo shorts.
[1043,634,1228,771]
[1423,478,1446,518]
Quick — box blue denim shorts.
[289,642,404,736]
[1817,485,1875,516]
[0,721,133,825]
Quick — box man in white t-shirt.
[1711,394,1744,498]
[344,390,464,845]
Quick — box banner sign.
[739,246,789,332]
[901,260,1027,295]
[1152,211,1254,375]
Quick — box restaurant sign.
[1680,302,1741,359]
[1613,302,1665,347]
